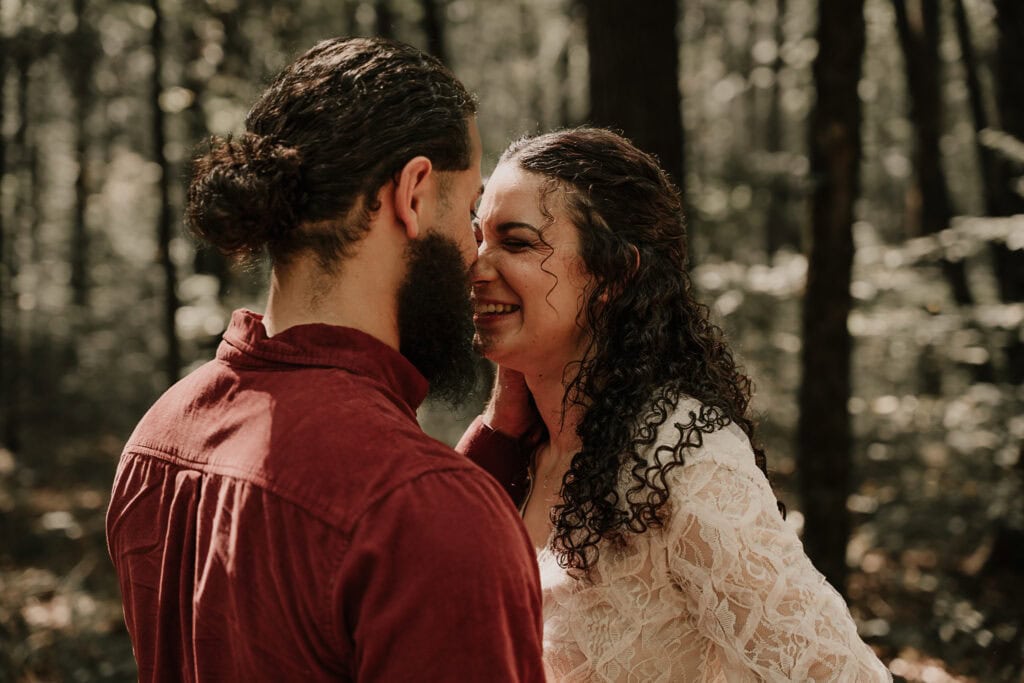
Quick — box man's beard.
[397,233,478,406]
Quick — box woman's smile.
[470,162,591,374]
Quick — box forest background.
[1,0,1022,681]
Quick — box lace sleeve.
[663,437,892,682]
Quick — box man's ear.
[393,156,434,240]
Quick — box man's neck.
[262,240,403,349]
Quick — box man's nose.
[462,242,478,271]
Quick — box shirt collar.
[216,309,429,411]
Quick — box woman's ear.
[598,245,640,303]
[393,155,433,240]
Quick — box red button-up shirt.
[106,310,545,682]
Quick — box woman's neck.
[525,368,583,461]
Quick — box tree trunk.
[992,0,1024,303]
[69,0,93,308]
[150,0,181,385]
[953,0,1001,216]
[556,29,571,128]
[764,0,797,256]
[375,0,395,39]
[15,50,38,265]
[0,29,8,450]
[893,0,973,305]
[184,0,231,299]
[583,0,685,190]
[520,2,544,128]
[797,0,866,597]
[421,0,448,64]
[5,45,37,455]
[343,1,360,35]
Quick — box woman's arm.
[664,440,891,682]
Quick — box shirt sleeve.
[664,451,892,682]
[456,416,532,508]
[334,466,546,682]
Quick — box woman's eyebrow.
[496,221,540,234]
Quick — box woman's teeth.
[477,303,519,314]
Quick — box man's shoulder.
[122,358,481,534]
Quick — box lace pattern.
[539,398,892,682]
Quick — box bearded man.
[106,37,544,682]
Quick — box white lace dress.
[536,400,892,682]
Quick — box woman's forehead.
[484,165,567,220]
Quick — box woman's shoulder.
[640,395,762,479]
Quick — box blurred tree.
[893,0,973,306]
[344,1,360,36]
[555,14,573,129]
[3,25,46,454]
[992,0,1024,383]
[797,0,866,596]
[67,0,99,308]
[0,18,8,451]
[520,1,544,127]
[764,0,799,255]
[376,0,395,40]
[583,0,684,190]
[421,0,448,64]
[150,0,181,384]
[953,0,1000,216]
[15,47,40,264]
[183,1,231,298]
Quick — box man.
[106,37,545,681]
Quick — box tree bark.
[992,0,1024,305]
[953,0,1001,216]
[0,29,8,450]
[375,0,395,39]
[764,0,797,255]
[893,0,973,305]
[421,0,448,64]
[583,0,685,190]
[520,1,544,128]
[184,0,231,298]
[69,0,94,308]
[797,0,866,596]
[150,0,181,385]
[4,42,38,455]
[556,29,571,128]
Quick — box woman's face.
[471,162,592,377]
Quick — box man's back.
[107,311,544,681]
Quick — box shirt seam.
[122,442,485,536]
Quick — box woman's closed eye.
[502,237,533,251]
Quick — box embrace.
[106,37,892,682]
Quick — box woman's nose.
[470,245,495,284]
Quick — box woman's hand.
[482,366,538,439]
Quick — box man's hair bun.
[185,132,303,256]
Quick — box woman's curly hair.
[501,127,780,577]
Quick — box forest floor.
[2,251,1022,681]
[2,394,1022,682]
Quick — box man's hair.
[185,37,477,267]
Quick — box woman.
[460,128,891,682]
